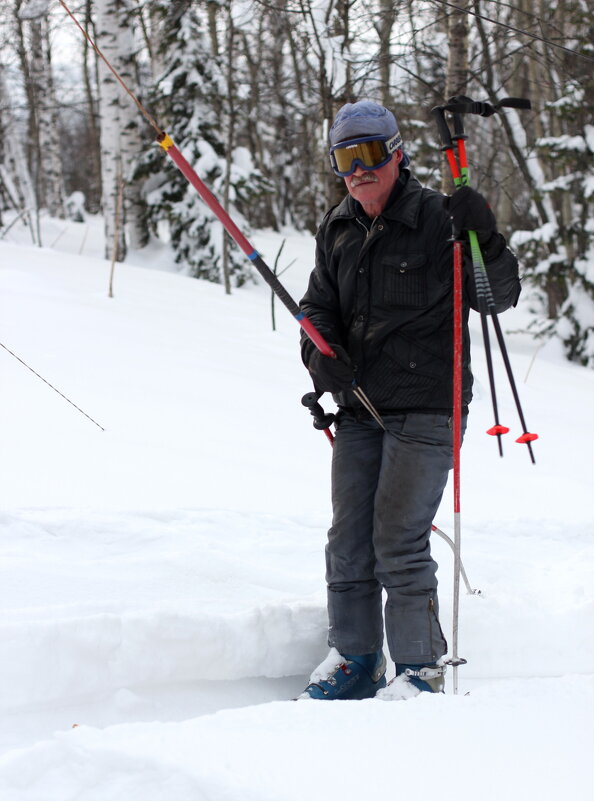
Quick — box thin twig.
[0,342,105,431]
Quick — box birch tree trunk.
[82,0,102,210]
[28,14,65,218]
[444,0,469,99]
[441,0,469,193]
[16,1,65,218]
[0,64,38,242]
[95,0,125,261]
[376,0,397,109]
[14,2,37,189]
[95,0,148,260]
[221,1,235,295]
[117,1,149,251]
[302,0,344,210]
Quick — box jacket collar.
[327,169,424,229]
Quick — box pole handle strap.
[430,105,453,149]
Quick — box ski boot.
[376,662,446,701]
[298,648,387,700]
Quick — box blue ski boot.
[376,662,446,700]
[299,648,387,700]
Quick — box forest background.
[0,0,593,367]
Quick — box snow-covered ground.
[0,211,593,800]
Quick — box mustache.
[350,173,379,186]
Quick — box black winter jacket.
[300,171,521,414]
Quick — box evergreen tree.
[137,0,268,285]
[513,84,594,367]
[502,0,594,367]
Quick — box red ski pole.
[57,0,385,426]
[449,238,467,694]
[158,133,333,356]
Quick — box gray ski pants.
[326,411,466,665]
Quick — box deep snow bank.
[1,228,593,798]
[0,508,327,712]
[1,676,591,801]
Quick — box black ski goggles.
[329,133,402,177]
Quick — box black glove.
[445,186,497,244]
[306,344,355,394]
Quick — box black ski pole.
[431,104,508,456]
[452,105,509,456]
[444,96,538,463]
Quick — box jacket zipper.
[352,216,384,393]
[356,216,381,249]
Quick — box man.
[299,100,520,700]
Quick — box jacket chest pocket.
[381,254,428,308]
